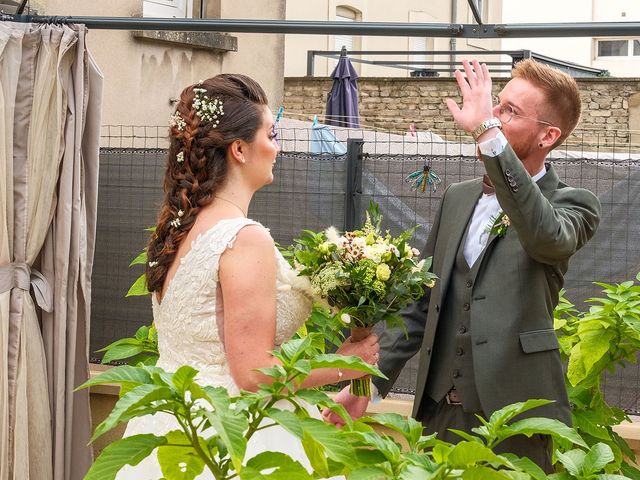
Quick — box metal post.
[306,50,316,76]
[344,138,364,231]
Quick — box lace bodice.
[151,218,313,393]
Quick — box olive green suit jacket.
[375,144,601,425]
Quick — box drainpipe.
[450,0,457,75]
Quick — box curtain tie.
[0,262,53,312]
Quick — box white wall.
[284,0,502,78]
[44,0,286,127]
[501,0,640,77]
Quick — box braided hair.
[146,74,269,293]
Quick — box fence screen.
[91,123,640,412]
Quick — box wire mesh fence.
[92,122,640,412]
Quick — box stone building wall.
[284,77,640,146]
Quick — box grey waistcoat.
[424,224,488,413]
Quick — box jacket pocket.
[519,329,559,353]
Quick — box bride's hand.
[335,333,380,379]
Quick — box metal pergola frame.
[2,12,640,39]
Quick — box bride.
[115,74,379,479]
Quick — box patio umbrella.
[325,46,360,128]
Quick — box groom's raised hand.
[322,385,369,427]
[445,59,495,135]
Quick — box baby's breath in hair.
[176,151,184,163]
[192,88,225,127]
[169,112,186,131]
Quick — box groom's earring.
[538,143,543,148]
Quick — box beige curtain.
[0,22,103,480]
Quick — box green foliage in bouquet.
[285,201,437,331]
[554,273,640,477]
[285,201,436,397]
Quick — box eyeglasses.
[493,97,554,127]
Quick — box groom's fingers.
[445,98,461,119]
[481,62,491,83]
[453,69,471,96]
[462,60,477,86]
[472,59,484,82]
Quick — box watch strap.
[472,117,502,142]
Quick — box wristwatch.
[471,117,502,142]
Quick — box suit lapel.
[439,178,483,295]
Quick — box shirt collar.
[531,165,546,183]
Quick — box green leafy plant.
[98,232,159,365]
[349,399,591,479]
[81,334,384,479]
[96,324,158,366]
[554,273,640,476]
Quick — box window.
[143,0,193,18]
[334,6,358,52]
[596,39,640,58]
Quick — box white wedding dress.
[115,218,336,479]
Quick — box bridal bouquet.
[287,202,437,396]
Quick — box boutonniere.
[486,211,510,238]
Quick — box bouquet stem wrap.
[350,326,373,397]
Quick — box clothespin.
[275,106,284,126]
[408,123,417,137]
[312,115,318,127]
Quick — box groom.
[326,59,601,471]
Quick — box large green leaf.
[240,451,313,479]
[129,250,148,266]
[485,399,554,429]
[567,329,616,386]
[595,475,637,480]
[555,448,586,477]
[266,409,304,438]
[84,434,166,480]
[573,409,614,441]
[76,365,151,391]
[310,354,387,379]
[269,409,354,466]
[621,461,640,480]
[503,417,586,448]
[301,431,329,478]
[92,384,174,441]
[279,336,313,364]
[126,274,149,297]
[582,442,615,475]
[349,431,401,464]
[349,466,392,480]
[101,343,145,364]
[203,409,248,473]
[460,465,514,479]
[447,441,501,468]
[172,365,199,395]
[157,430,206,480]
[499,453,547,480]
[361,413,423,448]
